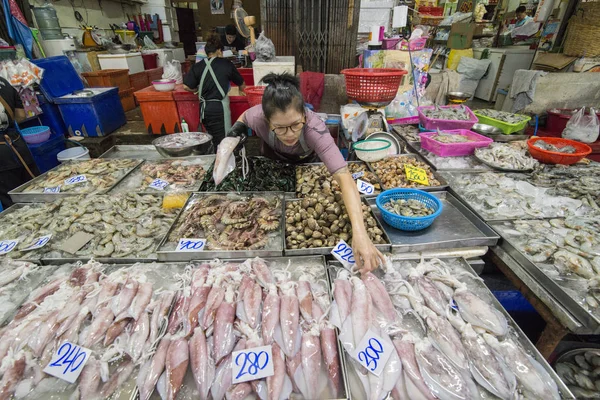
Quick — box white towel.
[509,69,547,113]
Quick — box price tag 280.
[0,239,18,255]
[404,165,429,186]
[357,179,375,195]
[43,341,92,383]
[331,239,355,270]
[23,234,52,251]
[232,345,274,384]
[351,329,394,376]
[176,238,206,252]
[149,178,169,191]
[64,175,87,186]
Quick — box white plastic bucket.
[57,147,90,162]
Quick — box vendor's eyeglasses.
[272,119,305,136]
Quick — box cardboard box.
[447,22,474,49]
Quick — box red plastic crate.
[81,69,131,92]
[418,6,444,16]
[546,108,600,134]
[235,68,255,86]
[119,88,136,112]
[230,94,250,125]
[173,88,200,132]
[134,86,180,134]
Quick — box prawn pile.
[137,257,344,400]
[418,148,489,171]
[475,109,529,124]
[474,143,539,171]
[331,257,561,400]
[422,105,473,121]
[555,349,600,399]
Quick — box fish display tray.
[420,129,493,157]
[474,111,531,135]
[283,197,392,256]
[408,142,491,173]
[8,159,142,203]
[99,144,167,160]
[0,203,49,262]
[417,105,479,131]
[491,220,600,334]
[367,191,499,253]
[366,154,450,192]
[157,192,285,261]
[472,152,536,173]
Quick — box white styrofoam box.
[97,52,144,74]
[172,48,185,62]
[359,1,394,33]
[144,49,173,67]
[253,56,295,86]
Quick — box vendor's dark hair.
[205,35,224,55]
[516,5,527,13]
[225,24,237,35]
[261,73,305,119]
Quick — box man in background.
[515,6,533,27]
[221,24,246,53]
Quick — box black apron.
[260,129,320,164]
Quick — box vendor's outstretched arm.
[334,167,385,275]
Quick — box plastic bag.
[213,137,241,185]
[562,108,600,143]
[144,36,158,50]
[447,49,474,70]
[255,33,276,62]
[162,60,183,84]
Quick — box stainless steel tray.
[0,203,51,262]
[99,145,165,160]
[472,152,535,173]
[367,191,499,253]
[157,192,285,261]
[9,159,142,203]
[408,142,492,173]
[366,154,450,192]
[284,197,392,256]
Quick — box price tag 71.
[149,178,169,191]
[64,175,87,186]
[351,330,394,376]
[43,341,92,383]
[331,239,355,270]
[0,239,19,255]
[232,345,274,383]
[357,179,375,195]
[404,165,429,186]
[176,238,206,252]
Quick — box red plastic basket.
[527,137,592,165]
[420,129,493,157]
[341,68,408,107]
[245,86,266,107]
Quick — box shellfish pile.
[383,198,434,217]
[370,156,440,189]
[295,162,381,198]
[203,157,295,192]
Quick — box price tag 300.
[232,345,274,383]
[43,186,61,193]
[331,239,355,270]
[43,341,92,383]
[351,329,394,376]
[176,238,206,252]
[64,175,87,186]
[0,239,18,255]
[357,179,375,195]
[149,178,169,191]
[23,234,52,251]
[404,165,429,186]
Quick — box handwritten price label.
[43,186,61,193]
[351,171,364,180]
[23,234,52,251]
[64,175,87,186]
[357,179,375,195]
[176,238,206,252]
[404,165,429,186]
[43,342,92,383]
[0,239,19,255]
[351,330,394,376]
[148,178,169,191]
[331,239,355,270]
[232,345,274,383]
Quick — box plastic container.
[119,88,136,111]
[146,67,164,83]
[388,116,420,125]
[27,132,65,173]
[37,94,67,136]
[546,108,600,134]
[237,68,255,86]
[57,146,90,162]
[352,139,392,162]
[341,68,409,107]
[81,69,131,92]
[20,126,51,144]
[399,37,428,51]
[97,52,144,74]
[152,79,176,92]
[173,89,200,132]
[473,110,531,135]
[142,53,158,70]
[115,30,136,45]
[420,129,493,157]
[145,49,174,67]
[382,37,402,50]
[376,189,443,231]
[418,105,478,131]
[134,86,181,134]
[527,137,592,165]
[230,94,250,125]
[246,86,266,107]
[253,56,295,86]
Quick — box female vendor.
[228,73,385,274]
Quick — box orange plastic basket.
[527,137,592,165]
[245,86,266,107]
[341,68,408,107]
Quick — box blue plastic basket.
[20,126,51,144]
[376,188,443,231]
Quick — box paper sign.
[44,342,92,383]
[0,239,19,255]
[149,178,169,191]
[404,165,430,186]
[232,345,274,384]
[351,171,364,180]
[331,239,355,270]
[23,234,52,251]
[351,330,394,376]
[357,179,375,195]
[43,186,61,193]
[176,238,206,252]
[58,232,94,255]
[64,175,87,186]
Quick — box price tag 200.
[43,342,92,383]
[357,179,375,195]
[351,329,394,376]
[149,178,169,191]
[351,171,364,180]
[176,238,206,252]
[23,234,52,251]
[64,175,87,186]
[232,345,274,384]
[404,165,429,186]
[43,186,61,193]
[0,239,19,255]
[331,239,355,270]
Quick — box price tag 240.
[64,175,87,186]
[357,179,375,195]
[0,239,18,255]
[232,345,274,384]
[43,342,92,383]
[176,238,206,252]
[404,165,429,186]
[331,239,355,270]
[351,329,394,376]
[149,178,169,191]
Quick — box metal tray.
[9,159,143,203]
[366,154,450,192]
[295,161,385,197]
[408,142,491,173]
[367,191,499,253]
[157,192,285,261]
[284,197,392,256]
[472,152,535,173]
[99,145,165,160]
[0,203,51,262]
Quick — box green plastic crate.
[474,111,531,135]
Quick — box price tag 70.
[404,165,429,186]
[176,238,206,252]
[357,179,375,195]
[149,178,169,191]
[331,239,355,270]
[23,234,52,251]
[64,175,87,186]
[0,239,18,255]
[232,345,274,383]
[351,330,394,376]
[43,186,61,193]
[43,342,92,383]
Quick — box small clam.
[312,231,322,239]
[304,228,313,237]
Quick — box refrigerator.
[472,46,536,102]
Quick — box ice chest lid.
[53,87,119,104]
[33,56,84,100]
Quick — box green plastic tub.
[473,111,531,135]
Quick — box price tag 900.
[232,345,274,383]
[404,165,429,186]
[176,238,206,252]
[357,179,375,195]
[64,175,87,186]
[43,341,92,383]
[351,330,394,376]
[0,239,19,255]
[331,239,355,270]
[149,178,169,191]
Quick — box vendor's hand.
[352,230,385,276]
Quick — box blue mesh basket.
[376,188,443,231]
